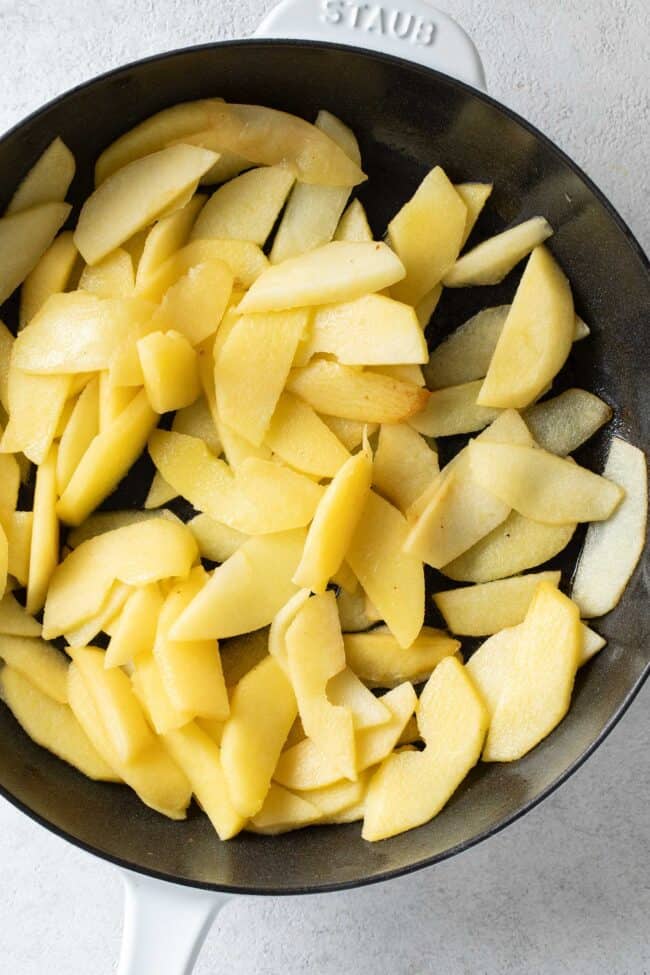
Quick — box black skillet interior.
[0,40,648,895]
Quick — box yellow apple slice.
[287,359,429,424]
[455,182,493,246]
[362,657,489,840]
[444,216,553,286]
[523,388,613,456]
[409,379,502,437]
[0,593,41,637]
[56,376,100,494]
[135,193,206,287]
[0,320,12,410]
[302,294,427,365]
[268,589,311,672]
[424,306,510,389]
[388,166,467,305]
[220,629,270,689]
[79,248,134,297]
[343,625,459,687]
[1,369,70,465]
[131,651,191,735]
[264,392,350,478]
[0,633,67,701]
[327,667,390,730]
[334,198,372,242]
[319,414,378,451]
[186,514,246,564]
[20,231,79,327]
[7,137,75,213]
[215,309,308,445]
[75,144,218,265]
[66,508,179,548]
[150,259,233,346]
[270,110,359,262]
[137,238,268,301]
[468,441,624,523]
[0,453,19,512]
[191,165,294,245]
[137,329,201,413]
[433,570,561,636]
[286,590,356,781]
[170,529,306,641]
[293,445,372,593]
[26,444,59,615]
[0,510,33,587]
[0,201,71,304]
[0,667,117,782]
[477,246,574,408]
[373,423,439,514]
[247,784,321,834]
[221,656,297,817]
[299,768,373,820]
[104,584,163,668]
[347,490,424,648]
[414,284,442,330]
[239,241,404,313]
[571,437,647,617]
[336,585,381,633]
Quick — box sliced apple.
[192,165,294,245]
[220,629,270,688]
[0,202,71,304]
[334,198,372,242]
[414,284,442,330]
[455,182,493,246]
[264,392,349,478]
[66,508,179,548]
[0,510,33,587]
[150,259,233,346]
[523,388,613,456]
[247,784,321,834]
[26,445,59,615]
[327,667,390,730]
[433,570,561,636]
[135,193,205,287]
[444,216,553,287]
[373,423,439,514]
[137,329,200,413]
[79,248,134,298]
[343,625,459,687]
[424,306,510,389]
[56,376,100,494]
[268,589,311,673]
[0,593,41,637]
[0,633,67,701]
[7,137,75,213]
[186,513,247,564]
[336,585,381,633]
[20,231,79,328]
[137,238,268,301]
[104,584,163,668]
[131,650,192,735]
[409,379,502,437]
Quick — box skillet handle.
[254,0,486,90]
[117,869,231,975]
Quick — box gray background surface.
[0,1,648,972]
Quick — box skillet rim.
[0,37,647,897]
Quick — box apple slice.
[25,445,59,615]
[571,437,647,617]
[192,165,294,245]
[0,593,41,637]
[265,392,349,478]
[104,584,162,668]
[20,231,79,328]
[409,379,502,437]
[78,248,134,298]
[334,198,372,242]
[327,667,390,730]
[248,784,321,834]
[138,329,201,413]
[343,626,459,687]
[455,182,493,246]
[56,376,100,494]
[0,202,71,304]
[373,423,439,514]
[7,137,75,213]
[424,306,510,389]
[135,193,206,287]
[444,216,553,287]
[433,570,561,636]
[0,511,33,587]
[0,633,67,701]
[523,388,613,456]
[186,513,246,564]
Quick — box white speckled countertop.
[0,2,648,973]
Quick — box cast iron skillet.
[0,39,648,898]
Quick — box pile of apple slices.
[0,99,645,842]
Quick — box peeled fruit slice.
[7,137,75,213]
[66,508,179,548]
[136,238,268,301]
[238,241,405,313]
[455,182,493,246]
[373,423,439,514]
[137,329,201,413]
[186,514,247,564]
[131,650,192,735]
[20,231,79,328]
[220,656,297,817]
[409,379,501,438]
[220,629,270,688]
[293,445,372,593]
[334,198,372,242]
[0,202,71,304]
[0,634,67,701]
[150,259,233,346]
[414,285,442,330]
[477,246,574,409]
[1,511,33,587]
[268,589,311,673]
[265,392,350,478]
[105,584,162,668]
[248,784,320,834]
[74,144,218,265]
[443,216,553,287]
[362,657,488,840]
[346,491,424,648]
[468,441,624,524]
[327,667,390,730]
[433,570,561,636]
[343,626,459,688]
[571,437,647,617]
[523,389,612,456]
[26,444,59,615]
[135,194,206,287]
[79,247,134,297]
[388,166,467,305]
[0,594,41,637]
[336,585,381,633]
[0,667,117,782]
[287,359,429,424]
[170,529,306,641]
[192,165,294,245]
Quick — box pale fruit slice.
[0,453,19,512]
[221,656,297,817]
[300,769,373,821]
[238,241,405,313]
[327,667,390,730]
[343,625,459,687]
[414,284,442,329]
[0,667,117,781]
[336,585,381,633]
[433,570,561,636]
[302,294,427,365]
[104,584,163,668]
[286,591,356,781]
[0,634,67,701]
[7,137,75,213]
[443,216,553,286]
[270,110,358,262]
[247,784,320,834]
[68,663,191,818]
[131,650,192,735]
[0,527,7,599]
[274,682,417,791]
[74,144,218,264]
[66,508,180,548]
[287,359,429,424]
[468,441,624,524]
[293,445,372,593]
[191,165,294,245]
[137,329,200,413]
[580,625,606,665]
[523,389,613,456]
[334,199,372,242]
[215,309,308,445]
[63,582,133,649]
[70,645,155,763]
[424,306,510,389]
[571,437,647,618]
[20,231,79,328]
[0,201,71,305]
[331,560,358,594]
[319,415,378,452]
[455,182,493,246]
[467,582,581,762]
[135,194,206,287]
[79,248,134,297]
[186,514,247,564]
[26,445,59,615]
[442,510,577,583]
[0,511,33,587]
[170,529,306,641]
[362,657,488,840]
[388,166,467,305]
[346,491,424,648]
[0,320,12,409]
[56,376,100,494]
[268,589,311,673]
[477,246,574,409]
[265,392,350,478]
[57,389,158,525]
[0,593,41,637]
[136,238,268,301]
[163,722,246,839]
[150,259,232,346]
[220,629,270,689]
[373,424,439,514]
[409,379,502,437]
[372,363,425,386]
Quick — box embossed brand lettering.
[320,0,437,46]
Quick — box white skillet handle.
[254,0,486,90]
[117,869,231,975]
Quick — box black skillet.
[0,3,647,971]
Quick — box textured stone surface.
[0,2,648,973]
